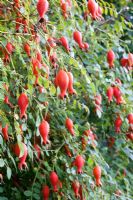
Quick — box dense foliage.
[0,0,133,199]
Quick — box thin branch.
[98,7,130,27]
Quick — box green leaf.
[18,142,25,158]
[0,159,4,167]
[32,193,40,200]
[90,83,96,94]
[0,135,3,146]
[50,85,56,95]
[38,93,45,102]
[104,7,108,15]
[0,187,4,193]
[88,157,94,167]
[36,114,41,127]
[109,9,114,17]
[96,109,102,118]
[24,190,32,197]
[123,148,133,160]
[6,167,11,180]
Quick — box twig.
[98,7,130,27]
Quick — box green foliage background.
[0,0,133,199]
